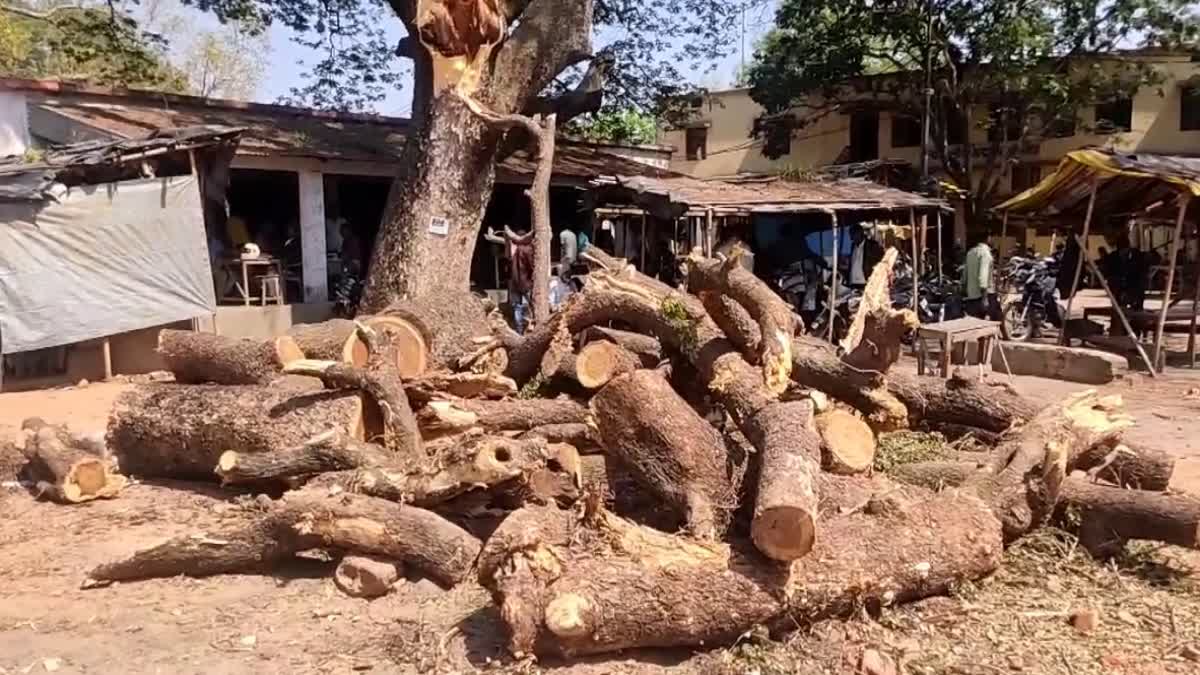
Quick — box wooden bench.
[916,317,1002,378]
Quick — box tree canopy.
[745,0,1200,220]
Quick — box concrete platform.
[991,341,1128,384]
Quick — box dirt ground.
[1,361,1199,674]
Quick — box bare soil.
[1,363,1199,674]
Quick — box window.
[891,114,922,148]
[1182,87,1200,131]
[849,111,880,162]
[1095,97,1132,133]
[1011,164,1042,193]
[987,103,1023,143]
[1045,112,1077,138]
[764,123,791,157]
[685,126,708,161]
[945,109,967,146]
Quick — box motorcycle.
[999,255,1063,341]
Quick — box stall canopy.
[995,149,1200,220]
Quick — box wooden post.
[705,209,714,257]
[1076,236,1158,377]
[1153,196,1190,370]
[640,213,647,271]
[910,209,920,317]
[936,210,944,281]
[1059,181,1098,345]
[998,211,1009,266]
[1188,240,1200,367]
[828,210,840,343]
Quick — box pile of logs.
[20,246,1200,660]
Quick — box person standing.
[559,227,577,270]
[846,226,883,290]
[962,234,1000,319]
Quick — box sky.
[249,1,780,117]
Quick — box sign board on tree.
[428,217,449,236]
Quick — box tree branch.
[487,0,594,113]
[1,3,83,20]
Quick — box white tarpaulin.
[0,176,215,354]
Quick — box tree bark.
[582,327,663,366]
[417,398,589,434]
[687,256,798,394]
[529,114,555,326]
[404,371,518,404]
[573,341,641,390]
[815,408,877,475]
[1071,441,1174,491]
[479,491,1002,657]
[307,435,554,507]
[86,490,480,587]
[518,423,598,452]
[886,372,1039,434]
[107,385,367,480]
[21,425,125,503]
[590,369,733,538]
[1066,479,1200,557]
[744,400,821,560]
[838,248,917,374]
[286,319,368,367]
[157,329,303,385]
[789,336,910,431]
[215,429,395,485]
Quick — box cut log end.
[545,593,593,639]
[361,315,431,379]
[575,341,642,390]
[274,336,305,366]
[750,507,816,562]
[816,409,877,475]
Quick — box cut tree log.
[518,423,598,452]
[157,329,303,385]
[744,400,821,560]
[887,460,1199,556]
[21,425,126,503]
[286,319,368,367]
[364,287,495,374]
[964,389,1132,541]
[404,371,518,404]
[582,327,663,366]
[815,408,877,475]
[108,385,369,480]
[1064,478,1200,557]
[590,369,734,538]
[573,341,641,390]
[479,490,1003,657]
[86,490,480,588]
[282,323,421,459]
[838,248,918,373]
[886,372,1038,434]
[790,336,910,432]
[1071,441,1174,491]
[504,250,819,558]
[687,255,798,393]
[416,398,589,434]
[308,435,554,507]
[216,429,395,485]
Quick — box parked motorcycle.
[1000,255,1063,340]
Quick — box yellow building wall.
[663,56,1200,201]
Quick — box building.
[0,78,674,389]
[659,49,1200,243]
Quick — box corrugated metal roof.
[995,149,1200,219]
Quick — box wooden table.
[916,317,1002,378]
[220,257,284,306]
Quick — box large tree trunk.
[361,93,498,309]
[107,385,368,480]
[529,114,555,325]
[286,319,368,367]
[479,492,1003,657]
[591,369,733,538]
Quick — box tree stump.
[815,408,877,475]
[287,319,369,367]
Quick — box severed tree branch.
[0,3,83,20]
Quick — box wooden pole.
[1077,235,1158,377]
[1059,181,1098,346]
[705,209,714,257]
[828,210,840,343]
[936,210,944,281]
[1153,196,1190,370]
[640,213,647,271]
[999,211,1009,266]
[910,209,920,317]
[102,338,113,381]
[1188,236,1200,367]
